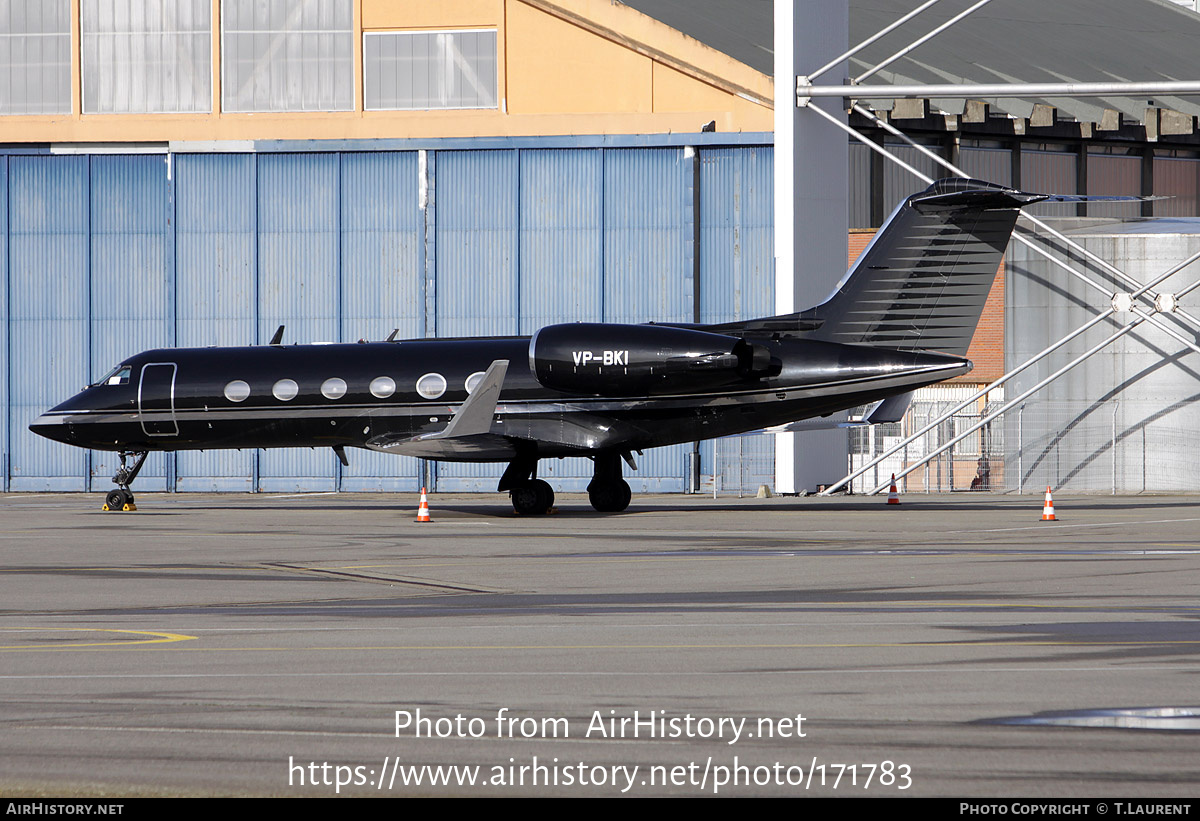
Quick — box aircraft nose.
[29,411,74,445]
[28,391,94,445]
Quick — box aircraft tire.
[105,489,131,512]
[530,479,555,511]
[588,479,631,513]
[614,479,631,511]
[511,481,552,515]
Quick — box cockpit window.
[94,364,131,387]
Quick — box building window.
[81,0,211,114]
[222,0,353,113]
[364,30,497,111]
[1,0,71,115]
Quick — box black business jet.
[31,178,1047,514]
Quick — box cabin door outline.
[138,362,179,437]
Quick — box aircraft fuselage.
[32,334,967,461]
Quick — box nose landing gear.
[103,450,148,512]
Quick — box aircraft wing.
[365,432,521,460]
[364,359,520,459]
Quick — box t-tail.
[705,178,1048,355]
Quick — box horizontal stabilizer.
[1037,194,1162,204]
[766,391,914,433]
[701,315,824,336]
[863,391,914,424]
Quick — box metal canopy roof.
[620,0,1200,129]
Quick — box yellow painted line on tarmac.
[0,627,197,650]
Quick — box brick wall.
[848,230,1005,382]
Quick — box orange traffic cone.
[416,487,433,522]
[1041,486,1056,521]
[887,474,901,505]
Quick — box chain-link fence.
[698,432,777,496]
[848,385,1006,493]
[684,385,1195,497]
[846,386,1200,494]
[1003,398,1200,493]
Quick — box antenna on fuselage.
[385,328,399,343]
[269,325,285,347]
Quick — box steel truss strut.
[806,0,943,83]
[799,80,1200,104]
[851,0,996,85]
[796,0,1200,106]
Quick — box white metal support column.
[774,0,849,494]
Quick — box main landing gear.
[499,450,635,514]
[103,450,148,512]
[499,454,556,516]
[587,451,631,513]
[510,478,555,516]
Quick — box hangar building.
[2,0,776,493]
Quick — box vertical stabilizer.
[704,179,1046,355]
[808,179,1044,355]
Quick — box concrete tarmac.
[2,490,1200,797]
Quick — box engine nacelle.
[530,323,775,396]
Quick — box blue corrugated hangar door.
[89,155,172,491]
[602,148,694,492]
[1,142,775,496]
[0,156,7,490]
[431,147,694,493]
[698,146,776,492]
[6,154,172,492]
[514,148,603,492]
[339,152,423,492]
[174,153,257,491]
[256,153,341,492]
[433,149,520,491]
[8,156,90,490]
